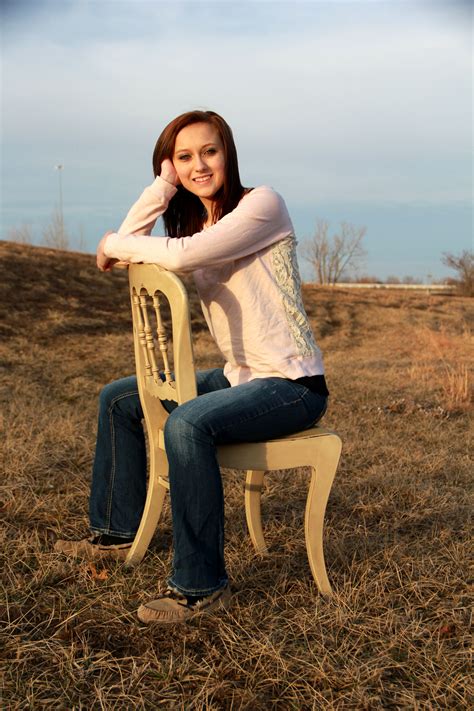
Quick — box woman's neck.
[201,199,215,229]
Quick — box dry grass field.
[1,241,472,710]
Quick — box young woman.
[55,110,329,624]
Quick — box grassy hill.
[1,241,472,709]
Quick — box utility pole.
[54,164,64,244]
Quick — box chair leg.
[304,435,342,596]
[125,445,169,567]
[244,469,268,555]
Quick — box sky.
[1,0,472,281]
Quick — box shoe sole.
[137,586,231,624]
[54,540,132,562]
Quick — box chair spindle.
[153,293,173,384]
[139,293,160,382]
[133,291,152,378]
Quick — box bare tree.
[7,216,85,253]
[302,219,367,284]
[6,224,33,244]
[442,250,474,296]
[42,208,70,250]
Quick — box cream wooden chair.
[125,264,342,595]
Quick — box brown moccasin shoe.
[54,536,132,562]
[137,585,231,624]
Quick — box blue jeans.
[89,368,328,596]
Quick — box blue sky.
[1,0,472,281]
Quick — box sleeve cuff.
[104,233,120,258]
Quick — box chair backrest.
[128,264,197,433]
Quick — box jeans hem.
[167,576,229,597]
[90,527,137,539]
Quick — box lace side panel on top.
[271,236,317,357]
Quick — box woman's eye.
[205,148,217,155]
[177,154,190,161]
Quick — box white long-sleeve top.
[104,177,325,385]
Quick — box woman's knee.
[164,409,191,446]
[164,406,211,453]
[98,376,141,419]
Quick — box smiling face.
[173,122,226,214]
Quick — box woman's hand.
[160,158,180,186]
[97,231,119,272]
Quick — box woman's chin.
[193,181,213,193]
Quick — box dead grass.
[406,327,471,413]
[1,241,472,709]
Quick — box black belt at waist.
[294,374,329,397]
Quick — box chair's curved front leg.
[125,443,169,567]
[304,435,342,596]
[244,469,268,555]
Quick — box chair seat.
[158,424,332,450]
[217,429,340,477]
[265,425,334,441]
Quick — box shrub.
[442,250,473,296]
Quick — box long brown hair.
[152,110,245,237]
